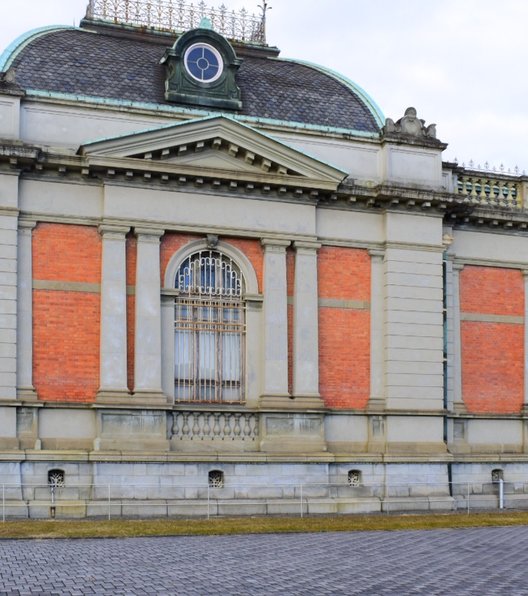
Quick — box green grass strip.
[1,512,528,540]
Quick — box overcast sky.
[1,0,526,171]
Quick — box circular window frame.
[183,43,224,84]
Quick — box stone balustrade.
[455,172,523,209]
[172,411,259,442]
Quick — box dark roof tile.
[10,28,380,132]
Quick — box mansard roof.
[1,23,382,134]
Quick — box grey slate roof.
[7,27,380,133]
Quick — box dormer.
[161,21,242,111]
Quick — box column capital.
[18,220,37,233]
[293,240,321,252]
[522,269,528,279]
[261,238,290,251]
[368,248,385,261]
[453,262,465,272]
[135,227,165,242]
[98,224,130,239]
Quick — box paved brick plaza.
[0,526,527,595]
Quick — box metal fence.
[0,478,515,521]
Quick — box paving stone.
[0,527,528,594]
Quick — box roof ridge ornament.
[85,0,268,45]
[382,107,446,148]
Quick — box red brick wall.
[460,266,524,414]
[32,224,101,402]
[126,235,137,392]
[318,247,370,409]
[287,248,295,394]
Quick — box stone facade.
[0,6,527,517]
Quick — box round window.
[184,43,224,83]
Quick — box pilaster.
[384,242,445,412]
[0,173,19,403]
[16,220,37,400]
[292,241,324,409]
[368,249,385,411]
[259,238,290,408]
[133,228,166,403]
[523,270,528,415]
[97,225,130,403]
[452,263,466,414]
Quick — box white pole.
[107,484,111,520]
[467,482,470,514]
[499,478,504,510]
[2,484,4,523]
[300,484,303,518]
[207,484,210,520]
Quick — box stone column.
[259,239,290,405]
[16,220,37,400]
[523,271,528,415]
[160,293,175,401]
[292,241,323,407]
[452,263,465,413]
[97,225,130,401]
[368,249,385,410]
[134,228,166,402]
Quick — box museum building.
[0,0,527,516]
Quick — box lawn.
[1,511,528,539]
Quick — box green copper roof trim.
[0,26,79,72]
[280,58,385,129]
[25,89,380,140]
[81,113,348,175]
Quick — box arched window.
[174,249,245,403]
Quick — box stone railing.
[455,171,523,209]
[85,0,267,44]
[172,411,258,442]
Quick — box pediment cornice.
[78,116,347,191]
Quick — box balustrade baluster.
[233,414,242,438]
[181,412,190,438]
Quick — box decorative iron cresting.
[85,0,268,44]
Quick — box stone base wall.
[0,460,524,519]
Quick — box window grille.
[208,470,225,488]
[48,469,65,487]
[491,469,504,483]
[174,250,245,403]
[348,470,362,487]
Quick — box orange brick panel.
[160,233,199,286]
[224,238,264,293]
[319,308,370,409]
[318,247,370,301]
[287,249,295,394]
[33,290,100,402]
[127,295,135,392]
[33,223,101,283]
[460,266,524,316]
[461,321,524,414]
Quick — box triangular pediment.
[78,116,347,191]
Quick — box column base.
[17,387,38,402]
[367,397,386,412]
[453,402,468,415]
[132,390,170,406]
[96,390,132,405]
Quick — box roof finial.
[258,1,272,43]
[199,16,213,29]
